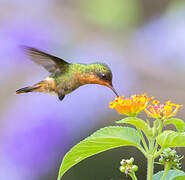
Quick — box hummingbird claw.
[58,94,65,101]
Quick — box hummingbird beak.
[106,83,119,97]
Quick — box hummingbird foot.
[58,94,65,101]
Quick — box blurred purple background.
[0,0,185,179]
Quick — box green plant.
[57,94,185,180]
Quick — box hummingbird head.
[78,63,119,97]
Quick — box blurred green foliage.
[80,0,141,29]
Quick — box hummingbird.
[16,46,119,101]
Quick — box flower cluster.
[159,148,182,170]
[145,100,183,120]
[120,157,138,175]
[109,94,183,120]
[109,93,153,116]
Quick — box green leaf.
[153,170,185,180]
[174,176,185,180]
[164,118,185,132]
[57,126,140,180]
[156,130,185,148]
[116,117,152,136]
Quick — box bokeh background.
[1,0,185,179]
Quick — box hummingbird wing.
[21,46,70,74]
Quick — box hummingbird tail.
[15,86,40,94]
[15,77,56,95]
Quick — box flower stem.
[137,145,147,157]
[136,127,149,152]
[147,138,155,180]
[161,164,171,180]
[154,148,164,159]
[147,155,154,180]
[158,119,163,135]
[152,141,158,154]
[129,172,138,180]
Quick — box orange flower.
[109,93,153,116]
[145,100,183,120]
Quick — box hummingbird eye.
[99,73,112,81]
[100,73,107,79]
[97,71,112,81]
